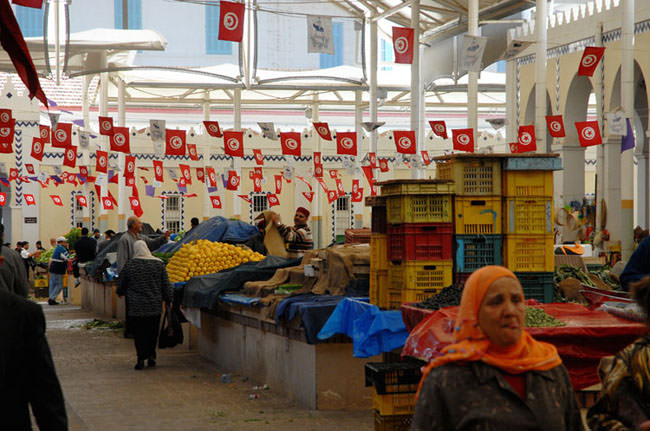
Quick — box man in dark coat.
[0,271,68,429]
[621,236,650,290]
[73,227,96,264]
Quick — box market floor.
[42,304,373,431]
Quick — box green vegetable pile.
[554,265,620,290]
[525,307,566,328]
[65,228,82,251]
[36,248,53,264]
[81,319,124,330]
[153,252,174,264]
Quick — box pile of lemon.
[166,239,265,283]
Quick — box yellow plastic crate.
[386,195,453,224]
[370,269,389,308]
[454,197,502,235]
[380,180,454,196]
[401,288,440,304]
[436,158,501,196]
[504,197,553,235]
[373,389,416,416]
[389,260,453,291]
[34,278,48,288]
[370,233,388,271]
[504,234,554,272]
[503,170,553,197]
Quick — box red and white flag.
[429,120,448,139]
[206,166,217,188]
[95,150,108,174]
[578,46,605,77]
[335,178,345,197]
[210,195,222,209]
[98,116,114,136]
[352,179,363,202]
[226,170,240,190]
[224,130,244,158]
[313,163,323,178]
[327,189,338,204]
[25,163,34,174]
[152,160,164,183]
[302,191,314,202]
[368,152,377,168]
[253,149,264,165]
[219,1,245,42]
[238,194,252,204]
[79,166,88,178]
[313,122,333,140]
[11,1,44,8]
[393,130,416,154]
[267,193,280,207]
[421,150,431,165]
[165,129,186,156]
[252,173,262,193]
[124,155,136,178]
[0,119,14,153]
[39,124,50,143]
[274,174,282,194]
[187,144,199,161]
[76,195,88,208]
[52,122,72,148]
[179,164,192,185]
[129,195,143,217]
[313,151,322,165]
[203,121,223,137]
[24,194,35,206]
[196,167,205,183]
[9,168,18,182]
[452,128,475,153]
[575,121,602,147]
[392,27,414,64]
[545,115,566,138]
[50,194,63,206]
[102,196,114,210]
[280,132,302,156]
[63,146,77,168]
[379,158,389,172]
[336,132,357,156]
[110,126,130,153]
[0,109,11,124]
[0,192,7,206]
[513,125,536,153]
[329,169,339,179]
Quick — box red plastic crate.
[387,223,453,261]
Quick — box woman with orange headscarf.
[411,266,583,431]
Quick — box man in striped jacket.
[271,207,314,258]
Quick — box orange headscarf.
[417,266,561,396]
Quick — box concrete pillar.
[410,0,422,179]
[81,74,90,128]
[369,18,378,155]
[354,91,364,228]
[311,95,322,249]
[637,152,648,228]
[604,136,622,242]
[535,0,547,153]
[232,88,242,220]
[621,0,635,260]
[506,59,517,144]
[467,0,479,135]
[560,145,586,242]
[594,23,605,232]
[117,78,127,232]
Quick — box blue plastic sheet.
[275,294,346,344]
[220,293,262,306]
[317,298,409,358]
[155,216,258,254]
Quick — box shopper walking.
[411,265,583,431]
[116,240,172,370]
[48,237,70,306]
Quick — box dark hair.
[93,229,100,233]
[191,217,199,226]
[631,277,650,324]
[36,240,42,246]
[81,227,89,236]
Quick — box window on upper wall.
[114,0,142,29]
[205,4,233,55]
[381,39,394,63]
[333,195,351,242]
[250,193,268,222]
[319,22,343,69]
[164,194,183,233]
[15,5,44,38]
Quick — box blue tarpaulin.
[155,216,258,254]
[317,298,409,358]
[275,294,346,344]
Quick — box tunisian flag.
[0,119,14,153]
[575,121,603,147]
[452,128,475,153]
[210,195,222,209]
[165,129,186,156]
[95,150,108,174]
[0,0,47,106]
[546,115,566,138]
[63,146,77,168]
[110,126,131,153]
[313,122,333,140]
[280,132,302,156]
[52,122,72,148]
[224,130,244,158]
[12,0,43,7]
[219,1,245,42]
[578,46,605,77]
[393,130,416,154]
[513,125,536,154]
[392,26,414,64]
[39,124,50,143]
[203,121,222,137]
[336,132,357,156]
[429,121,448,139]
[98,116,114,136]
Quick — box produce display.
[525,307,566,327]
[153,252,174,264]
[36,248,54,264]
[66,228,82,251]
[554,265,620,290]
[166,240,265,283]
[414,285,463,310]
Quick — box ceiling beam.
[371,0,415,22]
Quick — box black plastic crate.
[372,205,387,234]
[515,272,554,303]
[365,361,423,394]
[454,235,503,272]
[374,410,413,431]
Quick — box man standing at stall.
[117,216,170,274]
[271,207,313,258]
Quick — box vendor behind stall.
[620,236,650,291]
[271,207,313,258]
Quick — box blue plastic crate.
[515,272,554,303]
[455,235,503,273]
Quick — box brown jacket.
[411,361,583,431]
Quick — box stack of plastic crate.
[367,195,389,308]
[365,361,423,431]
[435,155,504,285]
[381,179,454,309]
[502,156,559,303]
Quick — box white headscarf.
[133,240,161,261]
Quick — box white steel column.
[621,0,635,260]
[505,59,517,144]
[312,94,322,248]
[369,17,378,155]
[410,0,421,179]
[468,0,479,135]
[594,23,605,233]
[98,63,109,230]
[535,0,547,153]
[202,97,214,219]
[117,77,128,231]
[354,90,364,228]
[81,75,90,128]
[233,88,242,220]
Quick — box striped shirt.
[277,223,313,257]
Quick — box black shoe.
[48,299,59,305]
[134,360,145,370]
[147,358,156,368]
